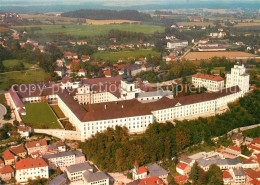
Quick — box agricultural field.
[184,51,257,60]
[21,102,61,129]
[86,19,141,25]
[2,59,33,69]
[12,24,165,37]
[0,68,49,90]
[92,49,161,62]
[0,26,8,32]
[233,22,260,27]
[176,22,214,27]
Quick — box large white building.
[226,64,250,95]
[15,158,49,183]
[167,40,188,49]
[192,73,225,92]
[7,64,248,142]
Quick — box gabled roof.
[176,162,188,170]
[9,145,27,155]
[16,158,48,170]
[61,76,72,84]
[147,163,168,177]
[229,145,241,152]
[2,149,16,160]
[193,73,224,81]
[252,138,260,145]
[174,175,188,182]
[66,162,93,174]
[223,171,232,179]
[83,170,109,183]
[26,139,47,148]
[139,177,164,185]
[137,166,147,175]
[0,165,14,174]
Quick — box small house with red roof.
[119,43,125,49]
[222,145,241,159]
[103,70,112,78]
[223,170,233,185]
[0,165,14,181]
[78,69,87,77]
[72,53,78,59]
[25,139,48,156]
[18,125,32,137]
[248,138,260,154]
[166,55,177,62]
[174,175,188,184]
[77,40,87,45]
[139,176,163,185]
[132,161,148,180]
[15,158,49,183]
[176,162,191,175]
[192,73,225,92]
[110,45,117,50]
[2,149,17,166]
[9,145,27,159]
[81,55,90,62]
[63,51,72,59]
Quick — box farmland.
[176,22,214,27]
[92,49,161,62]
[184,51,257,60]
[0,26,9,32]
[233,23,260,27]
[21,102,61,129]
[12,24,165,37]
[86,19,141,25]
[0,68,49,90]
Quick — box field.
[234,23,260,27]
[92,49,161,62]
[0,26,8,32]
[185,51,257,60]
[0,68,49,90]
[176,22,214,27]
[2,59,33,69]
[22,102,61,129]
[12,24,165,37]
[86,19,141,25]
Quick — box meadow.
[0,68,49,90]
[22,102,61,129]
[2,59,33,69]
[92,49,161,62]
[12,24,165,37]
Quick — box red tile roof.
[252,138,260,145]
[26,139,47,149]
[250,179,260,185]
[2,149,15,161]
[0,165,14,174]
[223,171,232,179]
[139,177,163,185]
[18,126,30,132]
[176,162,188,170]
[193,73,224,81]
[174,175,188,182]
[137,166,148,175]
[16,158,48,170]
[104,70,111,77]
[79,69,86,72]
[9,145,27,155]
[245,169,260,179]
[248,144,260,152]
[61,76,72,84]
[229,145,241,152]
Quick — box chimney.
[105,105,107,109]
[121,105,124,108]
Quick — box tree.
[207,164,223,185]
[241,145,252,156]
[0,60,5,72]
[189,161,200,183]
[167,174,178,185]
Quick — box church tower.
[120,69,140,100]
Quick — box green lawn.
[92,49,161,62]
[0,68,49,91]
[12,24,165,37]
[51,105,65,118]
[2,59,33,69]
[22,103,61,129]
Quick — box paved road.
[0,104,7,120]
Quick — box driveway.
[0,104,7,120]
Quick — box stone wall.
[34,129,81,141]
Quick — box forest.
[80,90,260,172]
[61,9,152,21]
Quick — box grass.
[51,105,65,118]
[92,49,161,62]
[12,24,165,37]
[0,68,49,91]
[22,102,61,129]
[0,94,6,105]
[2,59,33,69]
[183,143,215,156]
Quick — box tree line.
[61,9,152,21]
[80,90,260,172]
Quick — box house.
[77,40,87,45]
[229,167,246,184]
[63,51,72,59]
[179,156,194,166]
[78,69,87,77]
[98,46,107,51]
[104,70,112,78]
[231,133,244,146]
[147,163,168,183]
[81,55,90,62]
[248,138,260,154]
[132,162,148,180]
[189,17,203,22]
[174,175,188,185]
[72,53,78,59]
[167,40,188,49]
[15,158,49,183]
[9,145,27,159]
[43,151,85,170]
[82,170,109,185]
[0,165,14,181]
[139,177,164,185]
[176,162,191,175]
[119,43,125,49]
[222,146,241,159]
[55,67,66,77]
[17,125,31,137]
[245,168,260,183]
[2,149,17,166]
[48,173,68,185]
[223,170,233,185]
[199,39,209,44]
[110,45,117,50]
[166,55,176,62]
[26,139,48,156]
[47,141,67,154]
[65,162,93,182]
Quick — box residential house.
[2,149,17,166]
[223,170,233,185]
[222,146,241,159]
[132,165,148,180]
[77,40,87,45]
[248,138,260,154]
[9,145,27,159]
[167,40,188,49]
[229,167,246,184]
[245,168,260,183]
[78,69,87,77]
[0,165,14,181]
[63,51,72,59]
[166,55,176,62]
[81,55,90,62]
[82,170,109,185]
[26,139,48,156]
[231,133,244,146]
[139,177,164,185]
[15,158,49,183]
[147,163,168,183]
[72,53,78,60]
[174,175,188,185]
[65,162,93,182]
[17,125,31,137]
[176,162,191,175]
[242,157,259,169]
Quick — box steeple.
[127,70,133,83]
[122,68,128,81]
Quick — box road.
[0,104,7,120]
[180,42,198,60]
